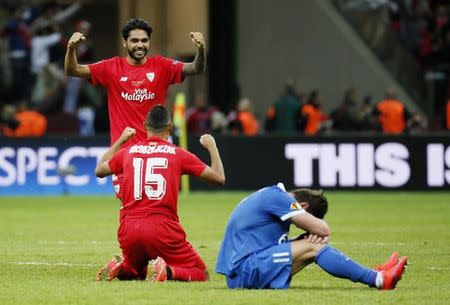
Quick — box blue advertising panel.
[0,137,113,195]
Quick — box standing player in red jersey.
[64,18,206,197]
[94,105,225,282]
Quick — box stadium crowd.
[335,0,450,68]
[185,83,430,136]
[0,0,105,137]
[337,0,450,131]
[387,0,450,129]
[1,0,449,138]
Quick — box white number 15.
[132,157,168,200]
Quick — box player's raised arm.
[95,127,136,178]
[182,32,206,76]
[198,134,225,186]
[64,32,91,78]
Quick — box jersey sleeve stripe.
[273,258,290,263]
[272,252,290,257]
[280,209,305,221]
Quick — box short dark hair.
[121,18,153,40]
[291,188,328,219]
[146,105,171,132]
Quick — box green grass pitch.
[1,191,449,305]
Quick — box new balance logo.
[120,76,128,82]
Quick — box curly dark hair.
[291,188,328,219]
[121,18,153,40]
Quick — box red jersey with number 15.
[108,137,206,221]
[88,56,184,146]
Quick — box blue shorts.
[226,242,292,289]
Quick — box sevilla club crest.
[146,72,155,82]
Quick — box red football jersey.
[108,137,206,220]
[88,56,184,145]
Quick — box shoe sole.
[381,256,407,290]
[95,255,123,281]
[95,266,109,281]
[391,257,408,289]
[153,257,168,282]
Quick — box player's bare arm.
[64,32,91,78]
[198,134,225,185]
[182,32,206,76]
[291,212,330,238]
[95,127,136,178]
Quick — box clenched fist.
[199,134,216,150]
[118,127,136,145]
[190,32,205,49]
[67,32,86,50]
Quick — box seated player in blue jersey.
[215,183,407,290]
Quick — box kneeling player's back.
[110,137,206,219]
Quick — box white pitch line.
[428,266,450,271]
[330,242,408,246]
[4,261,97,268]
[36,240,116,245]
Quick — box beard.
[127,47,148,61]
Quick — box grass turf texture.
[1,192,449,305]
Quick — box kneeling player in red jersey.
[94,105,225,281]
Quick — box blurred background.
[1,0,449,194]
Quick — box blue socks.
[315,246,377,287]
